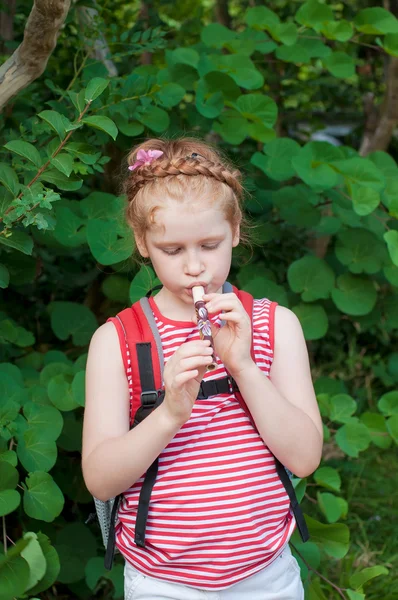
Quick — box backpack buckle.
[227,375,238,394]
[140,390,159,406]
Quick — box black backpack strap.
[104,495,122,570]
[274,458,310,542]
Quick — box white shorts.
[124,544,304,600]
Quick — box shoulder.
[273,305,307,356]
[87,321,124,371]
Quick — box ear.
[232,224,240,247]
[135,235,149,258]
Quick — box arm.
[81,322,181,502]
[82,323,214,501]
[231,305,323,478]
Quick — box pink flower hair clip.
[128,149,164,171]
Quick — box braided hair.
[122,137,249,258]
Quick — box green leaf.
[245,6,280,31]
[81,116,118,140]
[4,140,42,168]
[313,466,341,492]
[130,265,161,303]
[84,77,109,102]
[0,537,31,599]
[321,20,354,42]
[135,105,170,133]
[0,461,19,491]
[171,48,200,68]
[0,489,21,517]
[213,111,249,144]
[323,52,356,78]
[68,89,86,113]
[23,402,63,441]
[86,218,133,265]
[386,414,398,443]
[50,153,73,177]
[378,391,398,416]
[335,422,372,457]
[317,492,344,523]
[355,7,398,34]
[196,79,224,118]
[272,185,321,228]
[71,371,85,407]
[235,94,277,128]
[254,137,301,181]
[20,532,47,592]
[0,163,20,196]
[276,43,312,64]
[216,55,264,90]
[157,82,185,108]
[383,33,398,57]
[288,256,335,301]
[349,566,389,590]
[25,532,60,595]
[346,590,365,600]
[0,264,10,289]
[64,142,102,165]
[38,110,71,139]
[49,301,97,346]
[333,157,385,190]
[201,23,236,49]
[23,471,64,521]
[53,206,86,247]
[40,169,82,191]
[330,394,357,423]
[17,428,57,472]
[0,230,33,255]
[331,274,377,316]
[305,516,350,558]
[349,184,380,216]
[295,0,334,32]
[291,141,342,189]
[48,374,80,411]
[292,304,328,340]
[271,22,298,46]
[335,229,386,274]
[360,412,392,449]
[384,230,398,267]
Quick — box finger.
[174,370,199,385]
[205,298,243,314]
[215,311,247,324]
[177,340,211,356]
[180,355,214,371]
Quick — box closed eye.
[162,243,221,256]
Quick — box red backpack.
[89,282,309,570]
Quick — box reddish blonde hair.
[122,137,251,260]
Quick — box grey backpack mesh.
[93,496,120,554]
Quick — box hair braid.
[125,155,243,200]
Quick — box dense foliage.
[0,1,397,599]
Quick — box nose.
[184,249,204,276]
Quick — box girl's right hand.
[162,339,214,426]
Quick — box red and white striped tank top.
[114,296,296,590]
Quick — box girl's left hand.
[201,292,253,376]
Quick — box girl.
[82,137,323,600]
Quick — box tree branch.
[0,0,71,112]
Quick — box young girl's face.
[136,199,239,306]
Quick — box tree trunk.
[215,0,231,28]
[359,56,398,156]
[0,0,71,112]
[0,0,16,55]
[76,6,118,77]
[359,0,398,155]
